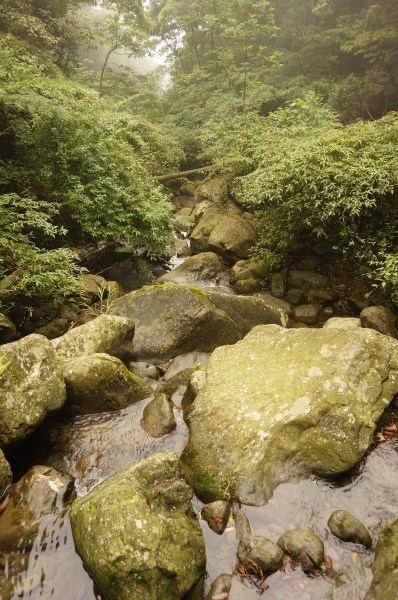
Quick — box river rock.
[287,288,304,305]
[237,534,283,573]
[191,201,242,254]
[208,217,257,262]
[205,291,288,335]
[323,317,362,330]
[231,260,269,283]
[257,293,293,316]
[182,370,207,417]
[164,353,210,380]
[235,278,261,295]
[181,325,398,505]
[0,313,16,344]
[235,509,251,540]
[328,510,372,548]
[140,393,176,438]
[51,314,135,360]
[129,361,159,380]
[70,452,206,600]
[0,335,66,448]
[195,174,227,203]
[271,273,287,298]
[62,354,152,415]
[0,449,12,496]
[308,289,339,304]
[80,274,107,298]
[289,270,327,290]
[206,574,232,600]
[277,529,324,571]
[361,306,397,339]
[202,500,230,535]
[0,465,74,552]
[112,285,240,363]
[35,317,69,340]
[157,252,233,293]
[293,304,320,324]
[365,519,398,600]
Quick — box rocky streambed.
[1,175,398,600]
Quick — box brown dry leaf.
[283,575,291,580]
[212,594,229,600]
[304,538,313,543]
[297,582,305,589]
[211,515,225,523]
[35,475,51,482]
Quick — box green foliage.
[0,356,10,376]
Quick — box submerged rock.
[328,510,372,548]
[51,314,135,360]
[0,335,66,448]
[237,534,283,573]
[361,306,397,339]
[70,452,206,600]
[206,574,232,600]
[234,509,252,540]
[182,325,398,505]
[157,252,233,293]
[112,285,240,363]
[140,393,176,438]
[365,519,398,600]
[277,529,324,571]
[62,353,152,415]
[202,500,230,535]
[0,449,12,496]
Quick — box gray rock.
[129,361,159,380]
[62,354,152,415]
[35,318,69,340]
[293,304,320,324]
[70,452,206,600]
[180,183,195,197]
[80,274,107,298]
[157,252,233,294]
[208,217,257,262]
[231,260,269,283]
[0,465,74,553]
[361,306,397,339]
[287,288,303,305]
[235,278,261,295]
[365,519,398,600]
[237,534,283,573]
[298,259,318,271]
[318,306,335,322]
[140,393,176,438]
[51,314,135,360]
[195,174,227,203]
[107,258,155,294]
[271,273,287,298]
[277,529,324,571]
[328,510,372,548]
[257,293,293,316]
[323,317,362,330]
[182,370,207,418]
[181,325,398,505]
[112,285,240,363]
[164,353,210,381]
[0,335,66,449]
[205,290,288,336]
[348,298,370,314]
[206,574,232,600]
[0,313,16,344]
[307,289,339,304]
[235,509,251,540]
[191,201,242,254]
[202,500,231,535]
[289,270,327,290]
[0,449,12,496]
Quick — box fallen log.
[154,165,216,182]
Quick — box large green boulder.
[0,335,66,449]
[156,252,233,294]
[208,217,257,262]
[365,519,398,600]
[190,201,243,255]
[182,325,398,505]
[51,314,135,360]
[112,285,240,363]
[70,452,206,600]
[62,353,152,415]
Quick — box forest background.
[1,0,398,311]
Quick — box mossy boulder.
[0,313,16,345]
[70,452,206,600]
[156,252,233,293]
[62,353,152,415]
[365,519,398,600]
[328,510,372,548]
[361,306,397,339]
[0,335,66,449]
[182,325,398,505]
[112,285,240,363]
[208,217,257,262]
[0,449,12,496]
[51,314,135,360]
[190,201,243,255]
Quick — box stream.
[2,235,398,599]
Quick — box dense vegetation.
[1,0,398,308]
